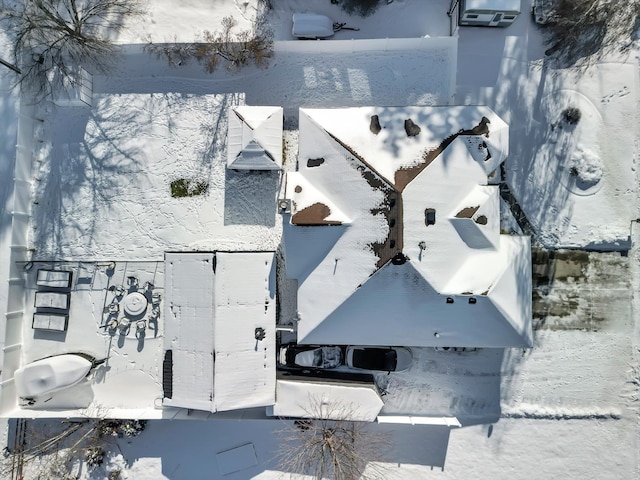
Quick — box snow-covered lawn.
[508,62,638,249]
[30,92,283,260]
[456,20,639,249]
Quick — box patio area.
[8,260,165,417]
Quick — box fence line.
[275,36,457,55]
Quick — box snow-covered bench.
[34,291,71,310]
[36,269,73,289]
[32,313,69,332]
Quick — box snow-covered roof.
[266,378,384,422]
[227,106,283,170]
[284,106,532,348]
[163,252,276,413]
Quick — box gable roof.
[449,185,500,250]
[227,106,283,170]
[285,106,532,348]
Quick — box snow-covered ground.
[29,92,284,260]
[0,0,639,479]
[455,16,639,249]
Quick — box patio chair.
[36,269,73,289]
[32,313,69,332]
[151,292,162,306]
[118,318,131,334]
[106,318,119,331]
[110,285,126,298]
[149,306,161,321]
[35,291,71,310]
[135,320,146,335]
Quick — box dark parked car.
[345,346,413,372]
[278,344,344,369]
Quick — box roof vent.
[391,253,407,265]
[446,297,454,304]
[278,199,291,213]
[468,297,477,304]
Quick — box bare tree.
[541,0,640,67]
[0,415,146,479]
[145,16,273,73]
[1,0,144,98]
[276,396,390,480]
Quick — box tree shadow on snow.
[0,82,19,239]
[223,169,281,227]
[30,101,146,259]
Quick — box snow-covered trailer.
[459,0,521,27]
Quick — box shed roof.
[163,251,276,412]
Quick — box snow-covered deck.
[0,261,165,418]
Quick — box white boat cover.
[292,13,334,39]
[14,355,92,398]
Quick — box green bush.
[170,178,209,198]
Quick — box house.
[282,106,532,349]
[0,104,531,426]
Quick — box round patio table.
[123,292,148,317]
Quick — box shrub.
[85,447,105,467]
[108,468,123,480]
[120,420,147,437]
[170,178,209,198]
[145,16,273,73]
[562,107,582,125]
